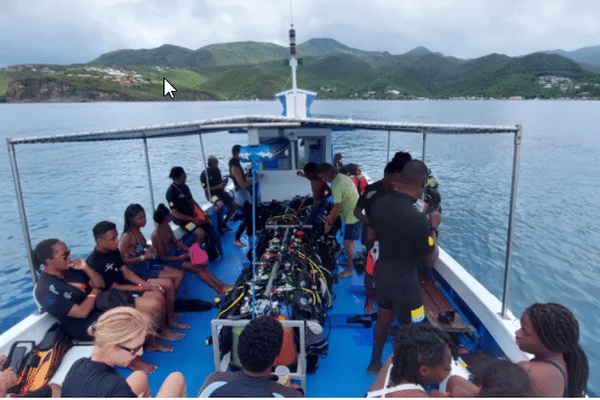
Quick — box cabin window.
[260,138,292,170]
[296,137,325,170]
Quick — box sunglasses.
[55,249,70,261]
[118,343,144,356]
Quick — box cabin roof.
[7,115,520,145]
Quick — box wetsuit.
[201,167,234,206]
[370,192,435,323]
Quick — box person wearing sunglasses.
[33,239,156,374]
[62,307,186,397]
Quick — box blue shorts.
[344,222,362,241]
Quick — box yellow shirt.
[331,174,359,224]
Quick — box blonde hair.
[88,307,155,347]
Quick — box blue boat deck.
[137,218,388,397]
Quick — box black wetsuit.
[370,192,435,323]
[62,357,136,397]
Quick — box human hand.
[151,284,165,294]
[69,258,88,270]
[0,368,18,392]
[145,246,157,259]
[0,355,7,371]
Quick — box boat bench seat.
[421,275,474,334]
[48,343,94,386]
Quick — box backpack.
[6,323,72,396]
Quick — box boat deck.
[135,220,387,397]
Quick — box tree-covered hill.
[2,39,600,102]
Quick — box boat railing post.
[7,141,37,285]
[142,137,156,213]
[199,134,211,201]
[501,125,522,318]
[422,131,427,163]
[386,131,391,163]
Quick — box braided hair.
[123,203,145,235]
[389,323,455,386]
[526,303,589,397]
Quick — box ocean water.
[1,100,599,393]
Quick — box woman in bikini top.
[515,302,589,397]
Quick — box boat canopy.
[7,115,522,318]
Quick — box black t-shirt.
[356,180,386,219]
[62,357,136,397]
[86,248,129,288]
[34,272,101,340]
[197,370,303,397]
[166,182,195,217]
[201,167,224,192]
[370,192,435,280]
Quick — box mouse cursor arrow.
[163,78,177,98]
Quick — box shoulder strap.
[539,360,568,395]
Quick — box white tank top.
[366,363,425,398]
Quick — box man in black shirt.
[366,160,440,375]
[87,221,185,352]
[198,316,303,397]
[201,156,237,235]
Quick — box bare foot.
[146,342,174,352]
[364,301,374,314]
[169,320,191,329]
[338,269,352,278]
[158,330,186,341]
[129,357,157,374]
[173,313,184,319]
[217,284,234,296]
[233,239,246,247]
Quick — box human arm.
[422,212,440,268]
[0,367,17,397]
[69,258,105,289]
[66,287,102,318]
[517,361,566,397]
[354,204,369,225]
[119,266,164,293]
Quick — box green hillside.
[2,39,600,102]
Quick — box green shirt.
[331,173,359,224]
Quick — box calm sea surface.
[1,100,599,392]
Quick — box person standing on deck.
[297,161,332,226]
[229,144,254,248]
[201,156,237,235]
[353,160,404,314]
[366,160,440,375]
[317,162,361,279]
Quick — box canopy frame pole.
[7,141,37,285]
[422,131,427,163]
[386,131,391,163]
[501,125,523,318]
[199,134,211,201]
[142,137,156,214]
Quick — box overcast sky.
[2,0,599,67]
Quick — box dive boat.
[1,27,530,397]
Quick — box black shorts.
[375,267,424,324]
[208,190,234,208]
[96,289,137,311]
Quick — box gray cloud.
[2,0,599,67]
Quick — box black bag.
[174,298,215,312]
[95,289,135,311]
